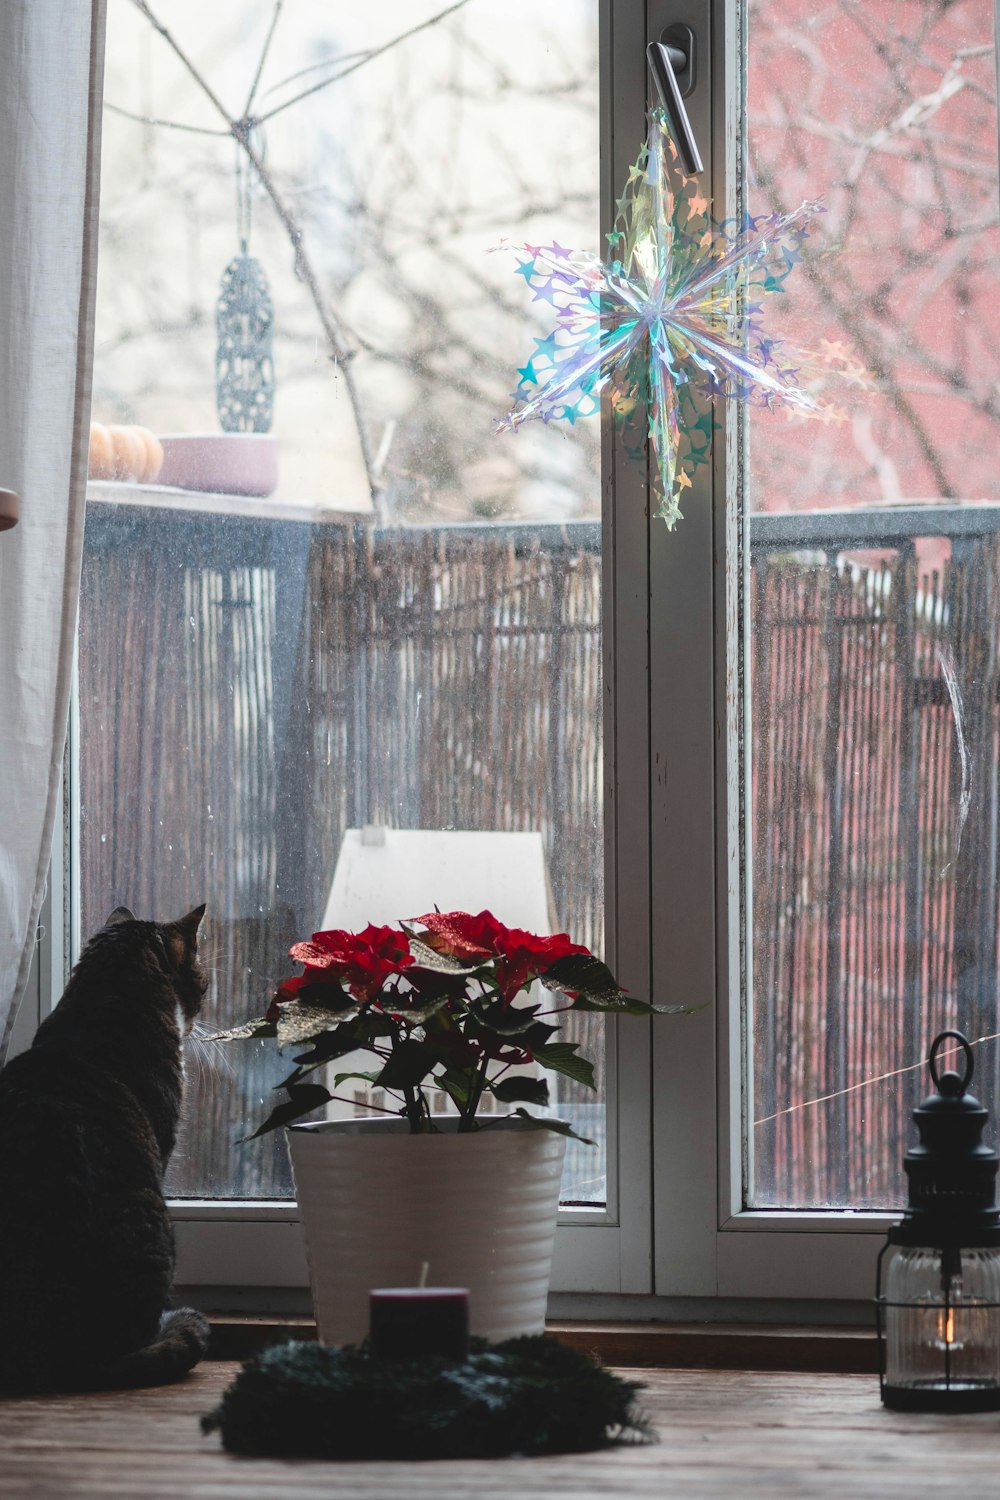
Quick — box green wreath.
[202,1335,652,1460]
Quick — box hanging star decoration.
[496,108,865,527]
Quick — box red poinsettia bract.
[415,909,588,1002]
[288,923,413,1003]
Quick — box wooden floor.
[2,1362,999,1499]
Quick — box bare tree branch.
[128,0,382,514]
[244,0,285,117]
[255,0,476,125]
[103,100,228,137]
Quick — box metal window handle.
[646,25,703,177]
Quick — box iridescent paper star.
[497,108,854,527]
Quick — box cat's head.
[102,904,209,1032]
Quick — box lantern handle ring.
[928,1030,974,1094]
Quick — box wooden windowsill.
[205,1315,878,1372]
[5,1363,988,1498]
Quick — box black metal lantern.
[876,1031,1000,1411]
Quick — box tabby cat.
[0,904,211,1392]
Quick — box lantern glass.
[880,1243,1000,1407]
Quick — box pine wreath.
[202,1335,652,1460]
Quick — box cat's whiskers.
[186,1023,236,1081]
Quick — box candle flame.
[938,1308,955,1346]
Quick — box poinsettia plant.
[210,910,687,1140]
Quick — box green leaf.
[532,1041,596,1091]
[404,935,484,976]
[382,995,453,1026]
[298,979,355,1012]
[276,1005,359,1046]
[436,1067,475,1105]
[543,953,696,1016]
[570,995,696,1017]
[278,1028,380,1088]
[506,1108,594,1145]
[469,999,541,1036]
[200,1015,276,1042]
[276,1065,310,1090]
[240,1083,332,1141]
[540,953,629,1006]
[332,1070,384,1088]
[288,1020,385,1070]
[490,1076,550,1107]
[376,1039,440,1091]
[520,1020,558,1050]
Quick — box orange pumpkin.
[143,430,164,484]
[90,421,165,483]
[88,422,115,480]
[125,426,163,483]
[109,425,145,481]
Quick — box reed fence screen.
[78,505,603,1198]
[77,499,1000,1205]
[750,509,1000,1208]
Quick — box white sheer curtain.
[0,1,107,1061]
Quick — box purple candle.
[369,1286,470,1362]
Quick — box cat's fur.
[0,904,211,1393]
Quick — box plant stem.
[401,1080,424,1131]
[386,1017,426,1133]
[461,1050,494,1131]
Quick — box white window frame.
[645,0,890,1311]
[40,0,913,1312]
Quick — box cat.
[0,904,212,1393]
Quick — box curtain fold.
[0,1,107,1061]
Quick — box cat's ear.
[176,904,207,945]
[105,906,136,927]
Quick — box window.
[746,0,1000,1214]
[77,0,645,1293]
[53,0,1000,1307]
[644,0,1000,1307]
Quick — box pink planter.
[156,433,278,497]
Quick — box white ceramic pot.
[287,1116,567,1346]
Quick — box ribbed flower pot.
[287,1117,566,1346]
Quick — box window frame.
[47,0,922,1310]
[646,0,892,1305]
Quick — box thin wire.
[236,141,251,250]
[754,1029,1000,1127]
[255,0,475,125]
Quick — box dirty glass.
[746,0,1000,1207]
[81,0,605,1202]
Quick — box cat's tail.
[100,1308,211,1389]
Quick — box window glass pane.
[746,0,1000,1207]
[81,0,604,1202]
